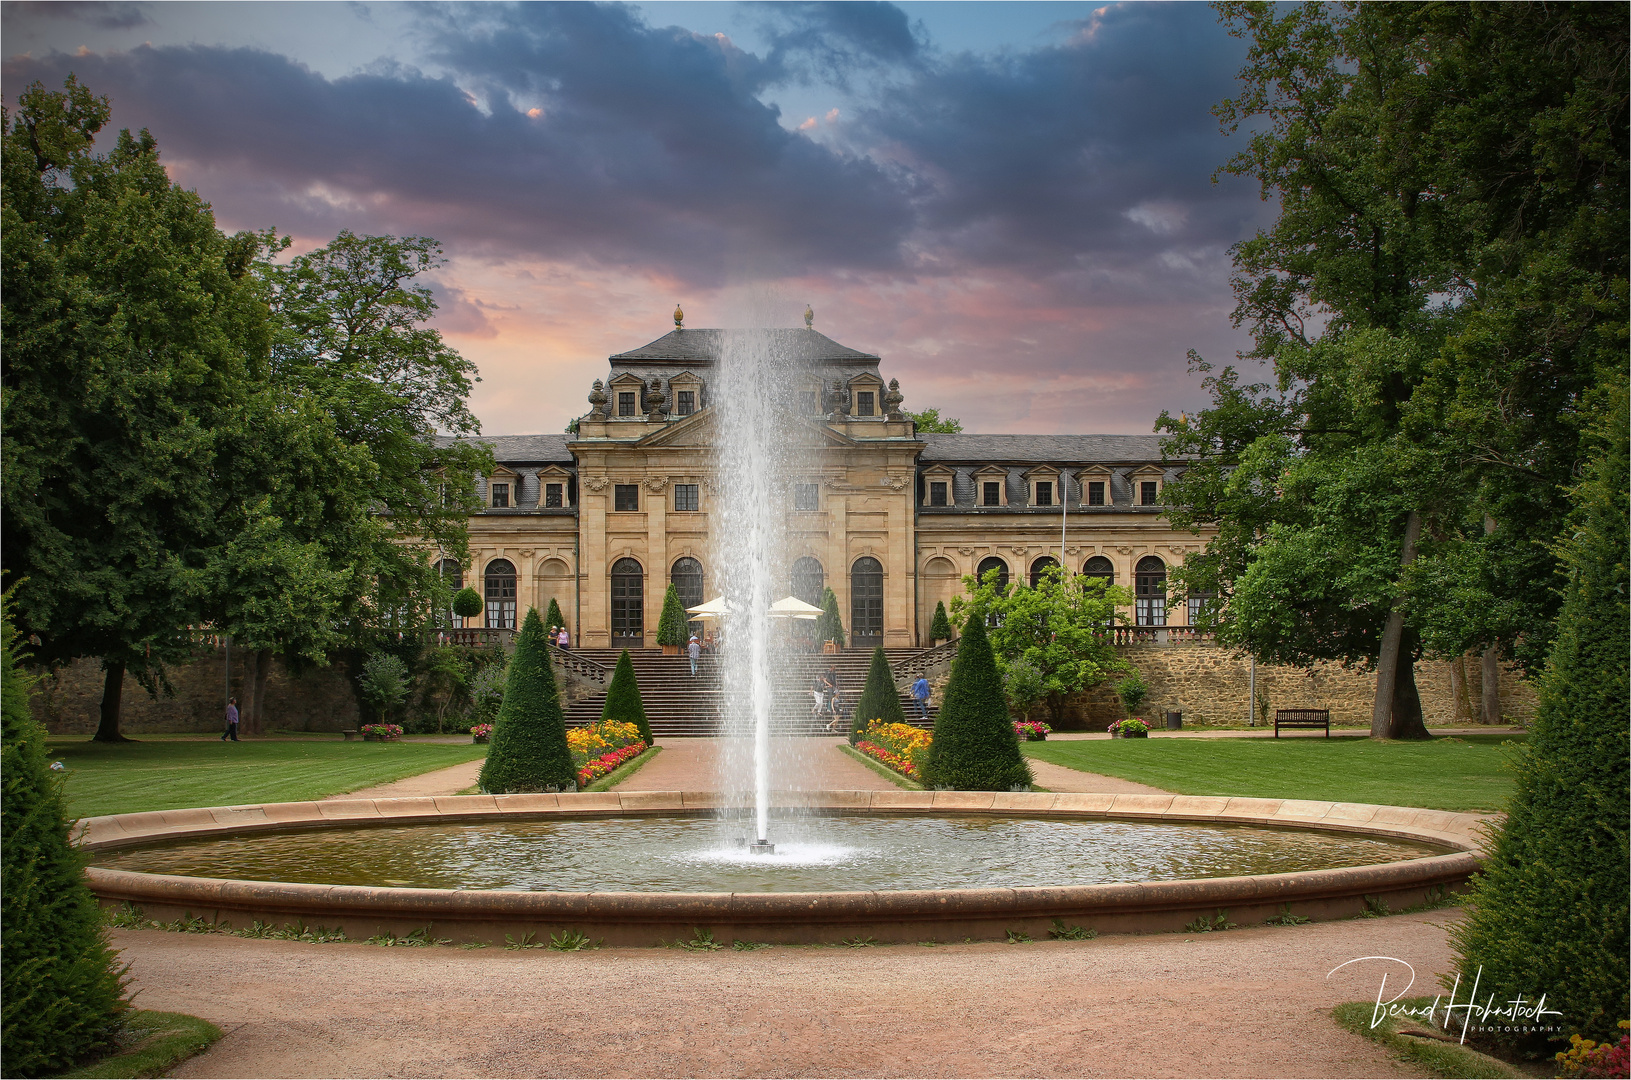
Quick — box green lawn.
[1021,734,1525,813]
[46,738,488,818]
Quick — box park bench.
[1274,709,1330,737]
[342,729,359,741]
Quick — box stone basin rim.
[77,790,1494,943]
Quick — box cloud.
[4,1,151,30]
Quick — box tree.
[418,645,469,734]
[545,597,565,632]
[949,564,1128,726]
[358,654,411,725]
[601,649,653,745]
[655,584,689,648]
[2,78,268,741]
[816,587,844,648]
[929,601,953,642]
[1159,2,1626,738]
[478,608,575,793]
[849,646,905,743]
[453,588,483,621]
[905,408,963,434]
[1449,381,1628,1052]
[921,612,1032,792]
[2,602,127,1075]
[1002,658,1046,723]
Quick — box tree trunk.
[1449,654,1471,721]
[245,649,272,736]
[1370,510,1423,738]
[1480,645,1501,724]
[92,661,130,742]
[1388,629,1432,740]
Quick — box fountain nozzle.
[746,839,776,855]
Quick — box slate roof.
[609,328,879,364]
[436,433,574,464]
[918,433,1171,463]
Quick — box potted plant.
[470,723,493,745]
[1013,720,1052,742]
[929,600,953,647]
[656,584,689,656]
[1114,670,1149,729]
[360,723,404,742]
[1108,717,1149,739]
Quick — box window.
[544,483,564,508]
[484,559,517,630]
[614,484,639,511]
[610,558,643,645]
[1034,481,1052,507]
[674,483,699,512]
[436,558,464,627]
[1087,481,1106,506]
[1188,591,1217,626]
[1029,556,1059,588]
[791,557,824,605]
[850,557,883,643]
[1140,480,1159,506]
[929,481,948,507]
[1082,556,1114,591]
[982,481,1002,507]
[976,556,1009,590]
[794,483,819,511]
[490,482,510,508]
[1136,556,1167,626]
[618,391,637,417]
[676,390,695,416]
[856,391,875,416]
[671,557,704,612]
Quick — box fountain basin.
[78,790,1492,945]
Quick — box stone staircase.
[561,647,940,737]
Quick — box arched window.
[610,558,644,646]
[850,557,884,646]
[1135,556,1167,626]
[436,558,464,627]
[1029,556,1059,589]
[975,556,1009,591]
[670,557,704,612]
[791,557,824,606]
[1082,556,1114,592]
[484,559,517,630]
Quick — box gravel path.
[128,911,1455,1078]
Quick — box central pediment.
[633,407,860,450]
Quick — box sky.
[2,1,1273,437]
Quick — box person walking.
[688,634,701,676]
[557,626,570,650]
[823,666,844,733]
[911,676,931,722]
[809,672,827,716]
[222,697,240,741]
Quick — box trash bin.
[1165,710,1182,731]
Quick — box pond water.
[92,814,1449,893]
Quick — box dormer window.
[544,483,564,508]
[676,390,696,416]
[1034,481,1053,507]
[490,483,510,508]
[1023,466,1060,508]
[1140,481,1157,505]
[1130,466,1165,506]
[1087,481,1106,506]
[618,391,637,417]
[982,482,1001,506]
[929,481,948,506]
[973,466,1009,507]
[856,391,875,417]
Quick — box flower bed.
[854,720,931,780]
[1107,718,1148,738]
[360,724,403,742]
[568,720,647,787]
[1014,720,1052,741]
[469,723,493,744]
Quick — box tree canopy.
[905,408,963,434]
[1158,2,1626,737]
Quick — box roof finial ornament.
[673,303,684,329]
[803,304,814,330]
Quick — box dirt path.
[327,759,483,800]
[125,911,1455,1078]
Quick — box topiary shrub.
[1115,671,1149,717]
[545,597,565,633]
[478,608,576,793]
[921,611,1033,791]
[1449,388,1629,1051]
[358,653,411,724]
[452,587,483,620]
[849,646,906,744]
[817,587,845,648]
[2,605,128,1076]
[930,601,953,642]
[602,649,653,745]
[655,584,689,648]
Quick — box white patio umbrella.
[767,595,822,620]
[685,596,733,620]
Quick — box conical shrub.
[2,606,127,1076]
[545,597,565,633]
[1449,388,1629,1049]
[478,607,576,793]
[655,584,689,648]
[921,612,1032,791]
[850,646,905,743]
[817,586,845,647]
[930,601,953,641]
[602,649,653,745]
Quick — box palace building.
[448,319,1214,650]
